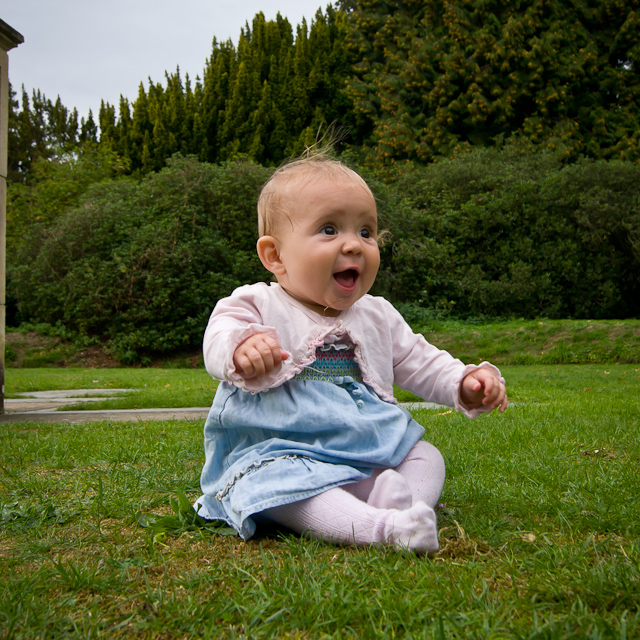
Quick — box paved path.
[1,389,445,424]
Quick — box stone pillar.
[0,20,24,414]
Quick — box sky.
[3,0,328,122]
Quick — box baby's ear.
[257,236,286,276]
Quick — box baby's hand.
[233,333,289,379]
[461,368,508,413]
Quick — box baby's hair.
[257,143,375,238]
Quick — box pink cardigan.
[203,283,502,418]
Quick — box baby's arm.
[381,297,506,416]
[461,367,508,413]
[203,284,285,386]
[233,333,289,379]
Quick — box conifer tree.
[116,97,133,169]
[218,51,261,158]
[343,0,640,164]
[201,37,235,162]
[8,85,81,183]
[7,86,33,182]
[128,83,152,173]
[189,76,208,160]
[98,100,118,153]
[93,8,353,171]
[79,110,98,144]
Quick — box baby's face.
[273,174,380,316]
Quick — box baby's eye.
[360,228,372,239]
[322,225,337,235]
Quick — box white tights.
[262,440,445,554]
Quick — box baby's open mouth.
[334,269,359,289]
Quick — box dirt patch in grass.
[437,521,492,560]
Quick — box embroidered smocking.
[293,343,366,409]
[294,343,363,382]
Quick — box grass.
[7,319,640,371]
[6,368,218,410]
[1,364,639,638]
[6,366,422,409]
[416,318,640,365]
[6,317,640,410]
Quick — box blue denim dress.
[195,344,425,539]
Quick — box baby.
[195,150,507,554]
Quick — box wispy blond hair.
[257,144,374,237]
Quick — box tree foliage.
[10,2,640,175]
[97,8,353,173]
[11,150,640,361]
[8,84,98,184]
[6,3,640,360]
[11,156,271,362]
[343,0,640,165]
[6,145,126,258]
[373,146,640,319]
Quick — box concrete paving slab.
[4,389,133,414]
[14,389,131,399]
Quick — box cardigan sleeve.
[385,301,503,418]
[203,284,282,385]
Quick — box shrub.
[375,148,640,319]
[12,156,272,362]
[11,148,639,363]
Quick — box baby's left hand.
[461,368,508,413]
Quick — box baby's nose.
[342,234,363,253]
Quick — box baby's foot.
[384,501,439,555]
[367,469,413,510]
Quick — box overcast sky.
[3,0,328,122]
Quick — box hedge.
[11,149,639,361]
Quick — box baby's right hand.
[233,333,289,379]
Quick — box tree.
[372,146,640,319]
[94,8,353,172]
[11,156,272,361]
[6,144,126,255]
[343,0,640,165]
[7,85,80,183]
[79,110,98,144]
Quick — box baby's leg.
[343,469,413,510]
[393,440,446,509]
[344,440,446,510]
[342,469,380,502]
[366,469,414,509]
[262,487,438,554]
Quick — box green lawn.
[416,318,640,365]
[1,364,639,638]
[5,368,218,410]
